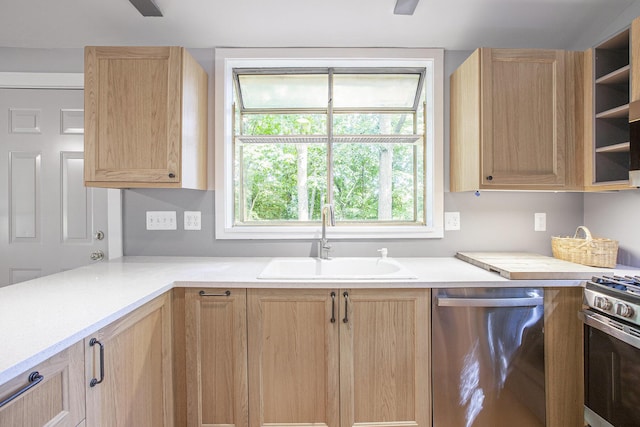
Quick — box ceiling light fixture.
[394,0,420,15]
[129,0,163,17]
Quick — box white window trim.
[214,48,444,240]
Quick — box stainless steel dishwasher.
[432,288,545,427]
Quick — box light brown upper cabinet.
[583,16,640,191]
[84,46,208,189]
[634,17,640,102]
[451,48,584,191]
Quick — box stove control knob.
[614,302,634,318]
[594,296,612,311]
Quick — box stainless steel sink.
[257,257,417,280]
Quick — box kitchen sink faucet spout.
[320,204,335,259]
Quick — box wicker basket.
[551,226,618,268]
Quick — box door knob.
[90,250,104,261]
[94,230,105,241]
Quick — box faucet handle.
[323,204,336,226]
[377,248,388,258]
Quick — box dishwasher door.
[432,288,545,427]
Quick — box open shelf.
[595,65,630,85]
[592,26,631,186]
[595,104,629,119]
[595,142,630,153]
[597,28,630,50]
[595,151,630,182]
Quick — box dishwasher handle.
[437,295,543,308]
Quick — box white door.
[0,88,108,287]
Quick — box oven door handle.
[579,310,640,350]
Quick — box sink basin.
[257,257,417,280]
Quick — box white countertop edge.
[176,279,584,288]
[1,255,635,387]
[0,282,174,387]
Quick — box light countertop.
[0,255,636,387]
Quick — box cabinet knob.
[168,173,176,179]
[486,175,493,181]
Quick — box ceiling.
[0,0,638,51]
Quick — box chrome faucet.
[320,204,335,259]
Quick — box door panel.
[0,88,108,287]
[340,289,430,427]
[185,288,248,427]
[0,341,85,427]
[85,293,173,427]
[247,289,339,427]
[481,49,566,186]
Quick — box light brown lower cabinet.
[85,292,174,427]
[0,286,585,427]
[183,288,248,427]
[0,341,85,427]
[247,288,431,427]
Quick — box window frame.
[214,48,444,240]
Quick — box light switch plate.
[184,211,202,230]
[146,211,177,230]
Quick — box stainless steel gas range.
[580,276,640,427]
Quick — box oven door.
[580,309,640,427]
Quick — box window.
[215,48,444,239]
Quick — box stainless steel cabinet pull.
[89,338,105,387]
[0,371,44,408]
[330,292,336,323]
[199,290,231,297]
[343,291,349,323]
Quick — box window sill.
[215,224,444,240]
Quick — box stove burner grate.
[590,275,640,297]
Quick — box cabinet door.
[84,46,182,185]
[85,293,174,427]
[185,288,248,427]
[0,341,85,427]
[247,289,339,427]
[339,289,430,427]
[481,49,566,187]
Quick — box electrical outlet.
[146,211,177,230]
[184,211,202,230]
[444,211,461,231]
[534,212,546,232]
